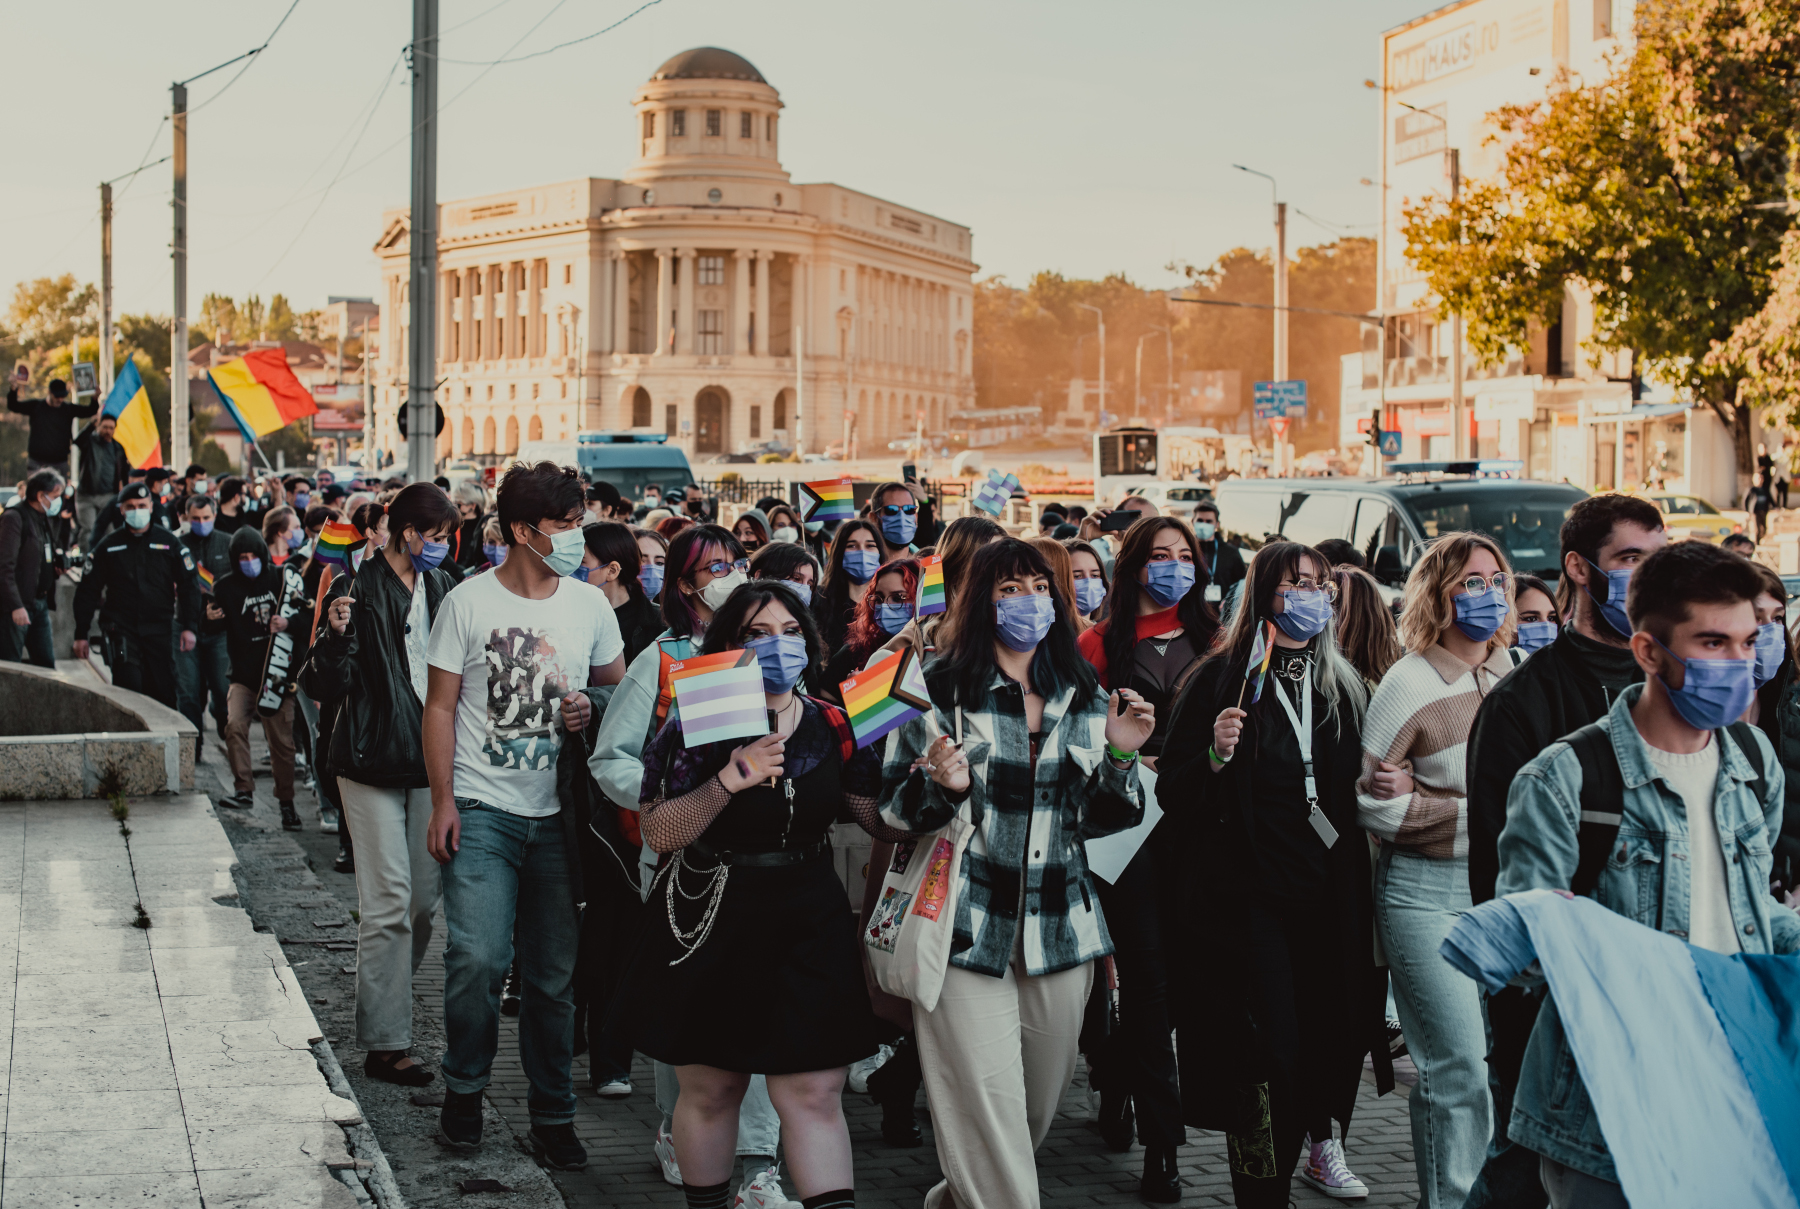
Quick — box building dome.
[649,47,767,85]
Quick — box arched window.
[773,388,789,433]
[503,415,520,455]
[528,414,544,442]
[481,416,496,454]
[631,386,652,428]
[461,415,474,456]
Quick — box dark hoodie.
[208,527,287,687]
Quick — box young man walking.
[424,461,625,1170]
[1496,540,1798,1209]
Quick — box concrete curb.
[312,1037,411,1209]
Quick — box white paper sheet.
[1086,766,1163,885]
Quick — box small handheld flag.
[840,645,933,748]
[312,521,362,568]
[797,478,855,524]
[1240,621,1276,708]
[969,470,1020,517]
[669,649,770,748]
[196,566,215,594]
[914,555,946,618]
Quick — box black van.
[1213,468,1587,588]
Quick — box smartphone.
[1100,510,1137,533]
[902,462,917,484]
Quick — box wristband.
[1209,745,1231,765]
[1106,742,1138,764]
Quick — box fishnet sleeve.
[846,793,914,842]
[640,776,732,855]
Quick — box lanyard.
[1270,665,1340,849]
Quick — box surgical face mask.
[782,580,813,608]
[1452,587,1510,642]
[639,563,664,598]
[45,495,64,518]
[1195,521,1216,542]
[238,556,262,579]
[879,508,917,548]
[124,507,151,531]
[745,632,810,695]
[189,518,213,537]
[842,549,880,584]
[571,565,593,583]
[876,601,912,635]
[772,526,799,544]
[1514,621,1558,654]
[409,536,449,573]
[1074,577,1107,615]
[995,593,1056,652]
[1142,559,1196,608]
[287,525,305,548]
[644,494,661,510]
[1654,637,1755,731]
[698,569,747,611]
[294,492,311,510]
[1582,558,1636,639]
[193,479,210,496]
[1274,588,1331,641]
[805,519,823,534]
[483,543,507,566]
[1754,620,1786,686]
[527,525,586,577]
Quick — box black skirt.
[613,847,882,1074]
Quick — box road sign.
[396,402,446,438]
[1379,430,1403,458]
[1253,379,1307,420]
[1269,417,1292,440]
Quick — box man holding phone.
[8,369,98,476]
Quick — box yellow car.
[1645,493,1740,542]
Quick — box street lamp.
[1137,326,1172,421]
[1076,304,1105,427]
[1233,164,1287,383]
[1396,100,1466,461]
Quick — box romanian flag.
[100,359,163,469]
[1245,621,1276,705]
[668,649,769,748]
[312,522,361,568]
[840,645,932,748]
[208,347,318,442]
[797,478,855,524]
[915,555,946,617]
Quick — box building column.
[677,247,696,356]
[461,269,475,365]
[612,251,630,355]
[732,249,751,356]
[655,249,673,356]
[529,260,544,359]
[753,250,771,356]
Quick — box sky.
[3,0,1433,321]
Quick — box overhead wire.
[187,0,305,115]
[429,0,663,65]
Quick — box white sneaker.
[735,1163,800,1209]
[1299,1135,1369,1199]
[653,1121,680,1186]
[594,1077,631,1098]
[846,1044,893,1095]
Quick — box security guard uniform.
[73,484,201,709]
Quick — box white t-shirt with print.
[427,572,623,817]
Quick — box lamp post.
[1138,326,1172,422]
[1396,100,1464,460]
[1076,304,1105,426]
[1233,165,1287,385]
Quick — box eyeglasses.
[1281,578,1339,602]
[700,559,750,577]
[879,504,918,517]
[1457,572,1510,596]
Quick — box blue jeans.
[440,799,580,1125]
[175,630,230,736]
[1375,849,1494,1209]
[0,598,54,668]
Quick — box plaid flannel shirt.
[877,667,1144,978]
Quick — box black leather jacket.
[302,552,456,788]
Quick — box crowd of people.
[6,393,1798,1209]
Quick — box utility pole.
[1448,147,1465,460]
[1275,201,1288,382]
[99,182,114,395]
[794,325,805,459]
[1077,304,1104,427]
[406,0,440,482]
[171,82,189,469]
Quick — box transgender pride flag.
[1442,890,1800,1209]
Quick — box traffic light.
[1367,407,1383,448]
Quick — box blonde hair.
[1398,531,1516,654]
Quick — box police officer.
[73,483,199,709]
[177,492,233,744]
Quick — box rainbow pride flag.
[100,359,163,469]
[915,555,946,617]
[669,649,769,747]
[1245,621,1276,704]
[312,521,362,568]
[209,348,318,443]
[840,645,932,748]
[196,566,215,594]
[797,478,855,524]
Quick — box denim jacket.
[1495,683,1799,1181]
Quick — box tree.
[265,295,296,341]
[6,274,97,352]
[1400,0,1799,472]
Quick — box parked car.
[1644,492,1740,543]
[1126,481,1213,520]
[577,432,696,500]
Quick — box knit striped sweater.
[1356,643,1516,859]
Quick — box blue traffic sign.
[1253,379,1307,420]
[1379,430,1403,458]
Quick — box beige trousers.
[225,683,295,799]
[913,940,1095,1209]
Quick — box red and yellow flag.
[209,348,318,441]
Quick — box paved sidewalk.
[0,795,388,1208]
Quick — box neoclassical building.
[372,47,977,466]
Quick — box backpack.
[1563,719,1765,897]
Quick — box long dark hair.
[583,521,646,605]
[1098,516,1218,692]
[819,518,882,621]
[846,558,921,660]
[749,540,820,586]
[939,539,1099,711]
[698,580,824,693]
[661,523,743,639]
[1215,541,1365,724]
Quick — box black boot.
[438,1089,482,1150]
[1098,1088,1135,1152]
[866,1034,923,1148]
[279,799,302,831]
[1140,1144,1181,1203]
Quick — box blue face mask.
[1514,621,1558,654]
[745,632,810,694]
[238,557,262,579]
[783,580,813,608]
[1142,559,1196,608]
[1274,588,1332,641]
[639,564,664,598]
[529,525,586,577]
[1074,577,1107,616]
[843,549,880,584]
[1452,587,1510,642]
[294,492,311,510]
[876,601,912,635]
[190,518,214,538]
[409,537,449,573]
[995,593,1056,652]
[1654,636,1755,731]
[46,495,64,518]
[1754,620,1786,686]
[1583,558,1636,639]
[571,565,592,583]
[879,509,917,548]
[483,543,507,566]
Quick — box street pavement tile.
[178,1085,362,1129]
[193,1165,360,1209]
[0,1125,193,1178]
[13,902,138,932]
[145,943,286,974]
[11,971,164,1029]
[4,1088,185,1134]
[150,960,302,1001]
[133,919,261,950]
[0,1171,203,1208]
[186,1119,348,1171]
[6,1025,177,1094]
[14,936,152,976]
[23,858,135,891]
[169,1045,323,1090]
[161,1018,322,1057]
